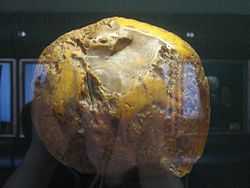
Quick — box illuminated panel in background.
[24,63,37,104]
[20,59,47,138]
[22,60,47,105]
[0,59,16,136]
[19,59,38,138]
[0,63,11,123]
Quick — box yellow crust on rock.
[114,17,199,60]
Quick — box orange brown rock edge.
[32,17,210,177]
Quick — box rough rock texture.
[32,17,210,178]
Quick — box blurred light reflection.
[182,63,200,119]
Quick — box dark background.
[0,0,249,14]
[0,0,250,187]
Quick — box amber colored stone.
[32,17,210,178]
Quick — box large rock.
[32,17,210,178]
